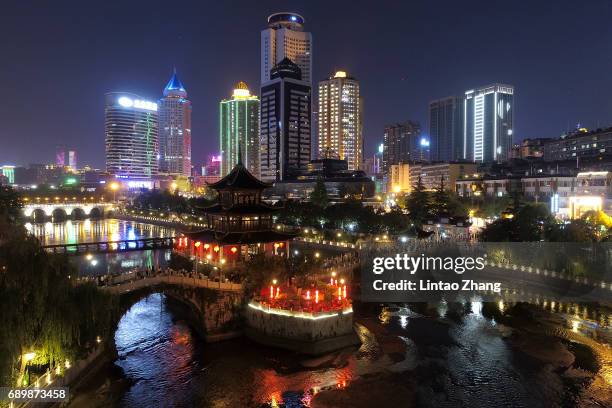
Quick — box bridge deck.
[43,237,178,254]
[101,275,242,293]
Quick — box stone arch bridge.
[103,275,244,342]
[23,202,116,221]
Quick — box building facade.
[261,12,312,85]
[158,70,192,177]
[317,71,363,170]
[542,127,612,162]
[55,146,78,170]
[429,96,464,162]
[105,92,159,180]
[259,58,311,182]
[382,121,421,174]
[411,162,478,192]
[463,84,514,163]
[220,82,260,177]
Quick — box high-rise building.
[382,121,421,174]
[1,165,15,184]
[463,84,514,162]
[260,58,311,182]
[105,92,159,180]
[261,12,312,85]
[55,146,77,170]
[318,71,363,170]
[158,70,192,176]
[429,96,464,162]
[219,82,260,176]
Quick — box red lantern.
[194,241,201,248]
[231,247,238,254]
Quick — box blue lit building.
[159,70,192,176]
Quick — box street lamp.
[110,182,119,202]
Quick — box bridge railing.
[98,274,242,293]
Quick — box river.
[30,219,611,407]
[25,218,176,276]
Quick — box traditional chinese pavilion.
[183,159,296,264]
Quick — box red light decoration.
[230,247,238,253]
[270,286,274,299]
[343,285,347,299]
[213,246,220,252]
[315,290,319,304]
[204,243,210,249]
[276,287,280,298]
[306,290,311,300]
[194,241,201,248]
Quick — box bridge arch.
[107,280,243,344]
[72,207,87,220]
[31,208,47,223]
[51,208,68,222]
[89,207,103,219]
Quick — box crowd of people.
[77,266,220,287]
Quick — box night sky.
[1,0,611,168]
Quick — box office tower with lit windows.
[219,82,260,177]
[463,84,514,162]
[429,96,464,162]
[105,92,159,179]
[260,58,311,182]
[261,12,312,86]
[158,70,192,176]
[382,121,422,174]
[317,71,363,170]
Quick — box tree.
[404,176,431,226]
[480,203,553,242]
[0,185,23,224]
[545,219,596,242]
[309,178,329,208]
[0,229,118,386]
[430,176,449,219]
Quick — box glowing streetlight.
[109,182,120,202]
[23,352,36,362]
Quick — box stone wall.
[245,303,355,341]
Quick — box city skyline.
[1,0,612,168]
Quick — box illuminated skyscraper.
[105,92,159,180]
[317,71,363,170]
[260,58,311,181]
[219,82,260,177]
[463,84,514,162]
[261,12,312,86]
[158,70,192,176]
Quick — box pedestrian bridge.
[92,272,244,342]
[23,202,116,221]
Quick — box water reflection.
[115,293,199,407]
[24,219,176,246]
[84,292,612,407]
